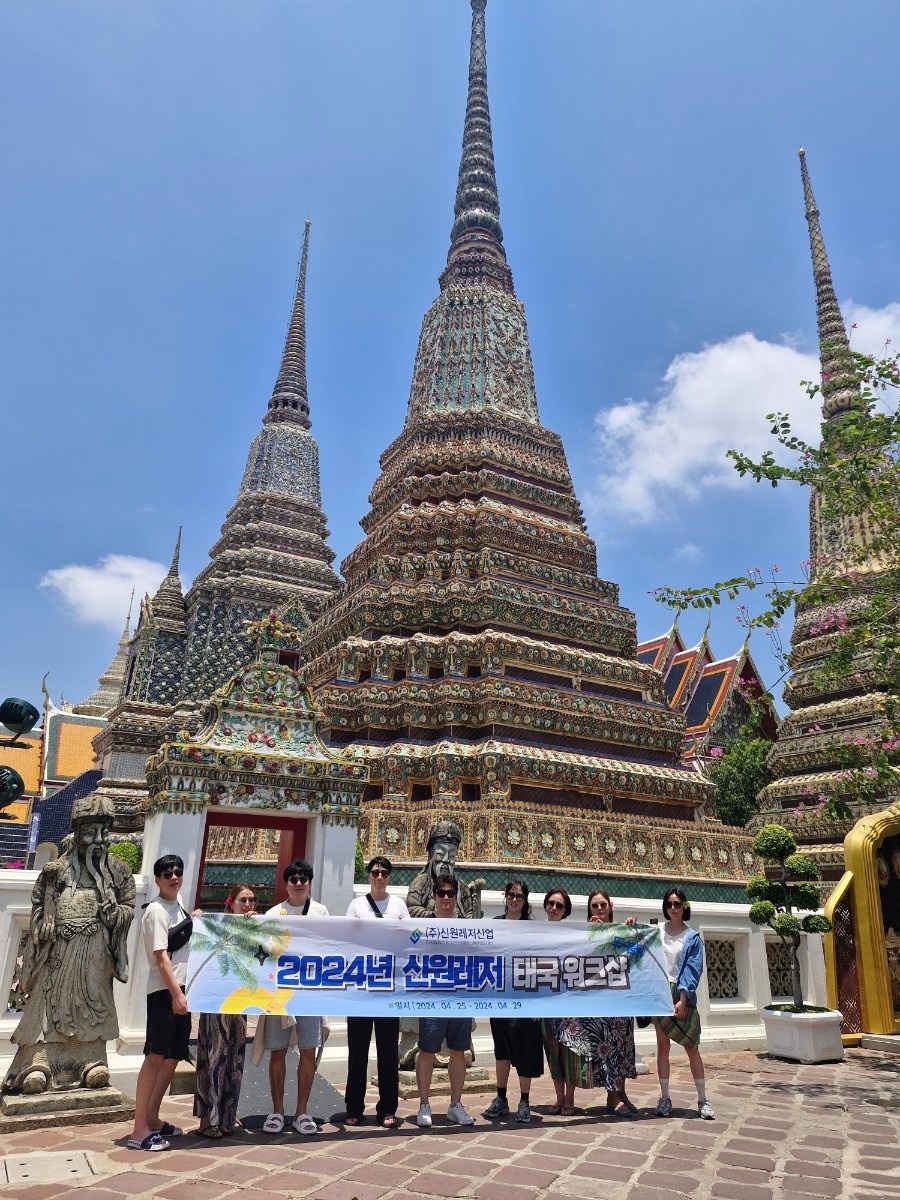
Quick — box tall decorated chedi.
[303,0,749,893]
[94,224,341,831]
[754,150,900,881]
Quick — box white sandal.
[263,1112,285,1134]
[292,1113,318,1135]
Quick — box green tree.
[707,739,772,827]
[108,841,142,873]
[354,838,365,883]
[747,824,831,1010]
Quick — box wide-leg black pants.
[344,1016,400,1120]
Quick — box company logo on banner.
[185,915,674,1018]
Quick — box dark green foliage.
[747,821,832,1010]
[354,839,365,883]
[707,739,772,827]
[108,841,142,873]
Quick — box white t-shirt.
[265,898,329,918]
[142,896,191,993]
[346,893,410,919]
[661,923,689,983]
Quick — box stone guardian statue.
[406,820,484,919]
[2,795,135,1093]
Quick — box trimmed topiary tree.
[354,838,365,884]
[747,823,832,1010]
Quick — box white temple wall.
[1,870,829,1093]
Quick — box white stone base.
[759,1007,844,1063]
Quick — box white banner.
[186,914,673,1019]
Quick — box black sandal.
[379,1114,400,1129]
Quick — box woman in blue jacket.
[652,887,714,1120]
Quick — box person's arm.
[675,933,704,1013]
[153,947,189,1016]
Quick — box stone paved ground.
[1,1048,898,1200]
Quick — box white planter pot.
[759,1006,844,1063]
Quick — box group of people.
[127,855,712,1152]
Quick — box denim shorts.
[418,1016,472,1054]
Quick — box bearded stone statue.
[406,820,484,919]
[2,795,135,1094]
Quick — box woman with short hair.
[652,886,714,1120]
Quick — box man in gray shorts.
[259,860,328,1135]
[415,879,476,1128]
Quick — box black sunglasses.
[545,899,565,909]
[506,893,525,901]
[162,868,183,879]
[435,889,457,898]
[369,868,391,878]
[665,899,683,909]
[288,874,310,885]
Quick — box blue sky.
[2,0,899,714]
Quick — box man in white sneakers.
[415,878,475,1128]
[257,859,328,1136]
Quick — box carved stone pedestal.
[396,1066,490,1100]
[0,1085,135,1133]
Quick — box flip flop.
[292,1114,318,1136]
[263,1113,285,1134]
[561,1106,577,1116]
[158,1122,183,1137]
[127,1134,170,1152]
[344,1115,364,1126]
[379,1114,400,1129]
[198,1125,223,1139]
[546,1104,563,1116]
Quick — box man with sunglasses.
[343,856,410,1128]
[255,860,328,1136]
[128,855,192,1151]
[415,880,476,1128]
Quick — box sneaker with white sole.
[483,1095,509,1119]
[515,1100,531,1123]
[447,1101,475,1126]
[698,1101,715,1120]
[416,1102,432,1128]
[655,1096,672,1117]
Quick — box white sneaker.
[447,1101,475,1126]
[699,1100,715,1120]
[416,1102,432,1128]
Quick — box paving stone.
[859,1155,900,1170]
[780,1178,842,1198]
[492,1165,561,1189]
[718,1150,777,1171]
[403,1172,478,1197]
[313,1180,394,1200]
[717,1166,773,1184]
[784,1160,841,1180]
[570,1155,647,1178]
[155,1177,247,1200]
[97,1170,174,1194]
[201,1160,268,1185]
[470,1184,544,1200]
[635,1171,700,1194]
[0,1186,69,1200]
[345,1163,418,1187]
[710,1184,776,1200]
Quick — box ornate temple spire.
[149,529,187,630]
[798,149,858,422]
[266,220,312,429]
[73,593,135,717]
[441,0,513,293]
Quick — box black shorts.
[489,1017,545,1078]
[144,988,191,1062]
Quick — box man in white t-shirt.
[257,859,327,1136]
[343,856,409,1128]
[127,854,193,1152]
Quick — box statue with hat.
[2,794,136,1094]
[406,820,484,919]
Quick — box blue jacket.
[673,928,704,1008]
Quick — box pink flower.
[709,746,724,759]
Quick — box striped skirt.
[653,983,701,1050]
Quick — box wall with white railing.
[1,870,828,1095]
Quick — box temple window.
[278,650,301,670]
[410,783,433,802]
[461,783,481,804]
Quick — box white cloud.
[674,543,703,562]
[40,555,167,630]
[587,302,900,525]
